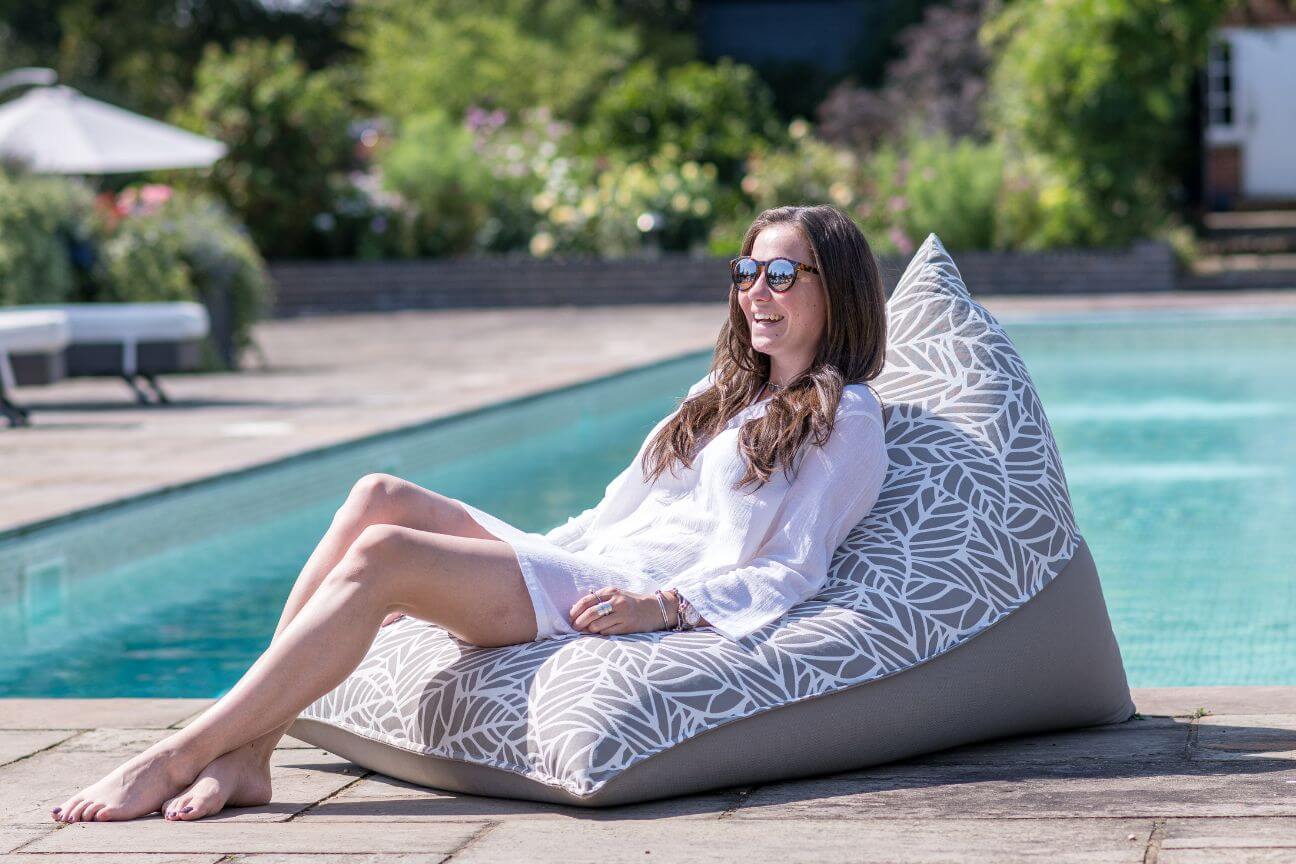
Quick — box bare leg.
[153,474,510,820]
[51,476,523,823]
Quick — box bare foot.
[160,744,273,821]
[50,742,196,823]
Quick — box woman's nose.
[748,272,774,299]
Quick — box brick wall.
[265,241,1178,319]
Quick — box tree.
[167,38,357,257]
[583,58,784,185]
[817,0,991,151]
[351,0,640,127]
[0,0,354,119]
[982,0,1237,245]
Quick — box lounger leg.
[122,374,155,405]
[141,374,171,404]
[0,392,31,427]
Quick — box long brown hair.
[641,204,887,493]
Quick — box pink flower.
[140,184,172,208]
[888,226,913,255]
[114,184,172,216]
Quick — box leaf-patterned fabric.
[295,233,1086,800]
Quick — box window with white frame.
[1205,38,1234,128]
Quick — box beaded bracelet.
[676,593,696,630]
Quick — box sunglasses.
[730,256,819,293]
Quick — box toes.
[58,798,81,823]
[166,796,189,821]
[95,805,124,822]
[65,799,92,823]
[83,802,106,822]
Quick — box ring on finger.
[593,600,614,618]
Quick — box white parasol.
[0,85,226,174]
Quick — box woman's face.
[738,224,828,379]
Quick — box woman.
[49,203,889,824]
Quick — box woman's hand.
[569,587,673,636]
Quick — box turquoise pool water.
[1,311,1292,696]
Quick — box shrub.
[97,191,274,369]
[523,143,721,258]
[168,37,357,257]
[707,120,864,255]
[459,105,583,255]
[0,170,99,305]
[583,57,785,185]
[354,0,639,128]
[375,110,496,258]
[983,0,1233,245]
[714,124,1104,256]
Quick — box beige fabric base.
[290,536,1135,807]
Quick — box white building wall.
[1206,26,1296,198]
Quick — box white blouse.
[542,370,889,642]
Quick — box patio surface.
[3,290,1295,860]
[0,688,1293,862]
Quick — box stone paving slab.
[1134,687,1296,716]
[0,699,214,730]
[297,772,744,822]
[1160,817,1296,851]
[0,828,49,856]
[730,758,1296,820]
[905,715,1188,767]
[0,856,222,864]
[1195,715,1296,761]
[450,817,1154,864]
[0,729,77,765]
[23,820,485,855]
[1162,852,1295,863]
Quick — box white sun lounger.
[0,309,71,427]
[17,302,210,405]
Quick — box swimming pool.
[1,310,1292,695]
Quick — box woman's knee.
[337,473,411,526]
[343,523,410,566]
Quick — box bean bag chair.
[289,233,1136,807]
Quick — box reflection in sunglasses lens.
[734,258,758,284]
[768,260,794,286]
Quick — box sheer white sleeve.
[665,410,888,642]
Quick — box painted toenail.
[51,807,60,813]
[182,807,193,813]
